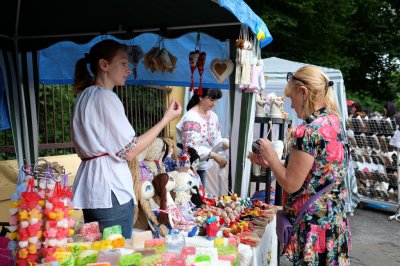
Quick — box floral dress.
[284,108,351,265]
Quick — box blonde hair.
[284,65,339,118]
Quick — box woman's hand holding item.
[163,99,182,122]
[258,138,276,162]
[248,152,270,168]
[210,152,227,168]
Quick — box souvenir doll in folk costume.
[172,171,197,221]
[176,148,206,208]
[205,211,221,240]
[161,137,178,173]
[140,138,167,178]
[152,173,198,237]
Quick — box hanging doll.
[152,173,198,237]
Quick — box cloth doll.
[152,173,197,236]
[177,148,206,208]
[161,138,178,173]
[138,180,169,236]
[141,138,166,178]
[173,171,196,222]
[129,143,167,233]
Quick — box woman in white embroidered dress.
[176,88,229,187]
[72,40,182,239]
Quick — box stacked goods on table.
[194,193,277,248]
[6,160,75,265]
[5,150,278,265]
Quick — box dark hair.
[176,143,200,165]
[187,147,200,164]
[186,88,223,111]
[152,173,170,225]
[384,101,397,118]
[351,102,362,112]
[73,39,128,95]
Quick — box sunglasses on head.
[287,72,307,84]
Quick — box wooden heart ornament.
[210,59,234,83]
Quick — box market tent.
[0,0,272,51]
[262,57,349,125]
[0,0,273,176]
[251,57,358,213]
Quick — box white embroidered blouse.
[176,109,222,170]
[72,86,138,209]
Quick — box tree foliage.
[247,0,400,108]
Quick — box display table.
[184,216,278,266]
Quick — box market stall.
[0,0,280,265]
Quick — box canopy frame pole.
[0,22,241,41]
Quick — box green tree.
[246,0,400,108]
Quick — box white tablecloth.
[185,216,277,266]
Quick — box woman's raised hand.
[164,99,182,122]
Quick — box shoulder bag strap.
[294,181,336,224]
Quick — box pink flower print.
[294,125,307,138]
[182,121,201,132]
[318,123,337,141]
[326,140,344,163]
[327,114,340,132]
[311,116,326,125]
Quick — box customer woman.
[176,88,229,187]
[72,39,182,239]
[250,66,351,265]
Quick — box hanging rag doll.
[152,173,198,237]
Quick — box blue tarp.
[0,69,10,131]
[39,33,232,89]
[218,0,272,47]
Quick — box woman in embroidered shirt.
[176,88,229,187]
[250,66,351,265]
[72,40,182,239]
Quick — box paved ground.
[279,205,400,265]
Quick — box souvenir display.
[210,58,234,84]
[267,93,287,118]
[188,32,206,95]
[128,45,144,79]
[235,24,252,89]
[143,37,177,73]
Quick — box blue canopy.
[218,0,272,47]
[39,33,231,89]
[0,70,11,131]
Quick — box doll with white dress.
[152,173,197,236]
